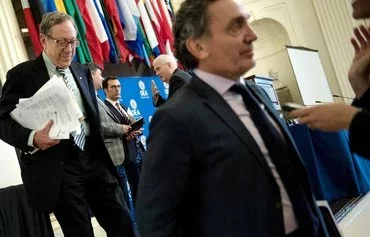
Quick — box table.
[288,124,370,202]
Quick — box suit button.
[276,202,282,209]
[60,161,64,165]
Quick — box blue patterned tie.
[57,68,86,150]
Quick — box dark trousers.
[286,228,323,237]
[53,144,134,237]
[286,228,303,237]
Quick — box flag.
[102,0,130,62]
[124,0,152,64]
[21,0,43,56]
[144,0,166,54]
[29,0,45,24]
[93,0,119,64]
[136,0,160,57]
[64,0,92,64]
[43,0,57,12]
[165,0,175,20]
[116,0,148,62]
[54,0,67,12]
[76,0,104,68]
[156,0,172,29]
[100,1,122,62]
[85,0,110,63]
[150,0,173,54]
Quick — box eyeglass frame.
[46,35,80,49]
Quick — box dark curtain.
[0,185,54,237]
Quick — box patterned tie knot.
[116,103,131,125]
[56,67,67,76]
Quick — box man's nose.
[64,42,73,51]
[244,25,257,42]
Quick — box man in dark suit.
[151,54,191,107]
[0,12,133,237]
[136,0,328,236]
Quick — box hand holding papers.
[10,75,83,139]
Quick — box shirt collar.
[193,69,245,95]
[106,98,120,106]
[42,51,71,77]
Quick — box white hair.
[153,54,178,67]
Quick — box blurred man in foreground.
[136,0,329,236]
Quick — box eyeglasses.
[47,35,80,48]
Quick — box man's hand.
[122,124,132,135]
[290,103,360,132]
[126,132,136,141]
[348,25,370,98]
[151,80,160,101]
[33,120,60,150]
[131,130,142,136]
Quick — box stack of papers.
[10,75,83,139]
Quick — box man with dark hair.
[89,68,141,236]
[87,62,104,91]
[101,77,143,202]
[0,11,134,237]
[136,0,329,236]
[151,54,191,107]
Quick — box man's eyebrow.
[226,15,246,28]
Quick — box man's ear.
[40,34,47,49]
[185,37,210,61]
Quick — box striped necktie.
[115,103,131,125]
[57,68,86,150]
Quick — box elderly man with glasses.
[0,11,134,237]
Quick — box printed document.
[11,75,83,139]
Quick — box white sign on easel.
[286,46,334,106]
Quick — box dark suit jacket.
[154,68,191,107]
[0,55,117,212]
[350,89,370,158]
[136,75,328,237]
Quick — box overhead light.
[21,28,29,33]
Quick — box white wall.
[0,139,22,188]
[0,0,27,188]
[240,0,341,104]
